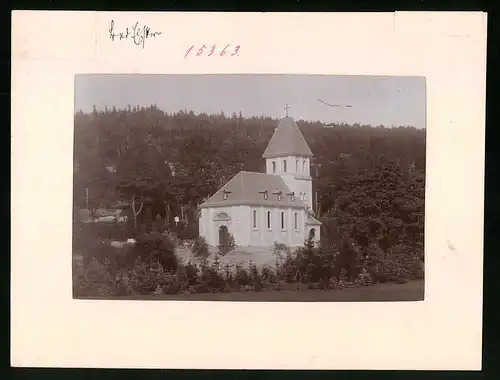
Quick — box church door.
[219,225,229,245]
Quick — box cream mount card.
[11,11,486,370]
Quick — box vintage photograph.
[73,74,426,301]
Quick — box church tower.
[262,107,314,210]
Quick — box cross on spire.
[284,104,290,117]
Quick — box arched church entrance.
[219,225,229,245]
[308,228,316,240]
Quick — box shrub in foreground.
[73,233,422,297]
[134,231,178,271]
[192,236,210,258]
[217,233,236,256]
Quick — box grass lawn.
[85,280,424,302]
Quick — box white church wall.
[233,205,250,246]
[247,205,305,247]
[200,205,315,248]
[199,208,208,241]
[199,205,250,246]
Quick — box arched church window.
[303,160,306,172]
[267,211,271,229]
[283,160,287,172]
[294,212,298,230]
[281,212,285,229]
[296,159,299,172]
[253,210,257,228]
[272,161,276,173]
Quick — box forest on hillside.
[73,104,426,258]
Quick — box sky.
[74,74,426,129]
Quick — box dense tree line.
[73,104,425,262]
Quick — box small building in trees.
[199,116,321,247]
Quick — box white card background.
[11,11,486,370]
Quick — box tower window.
[281,212,285,229]
[283,160,287,172]
[272,161,276,173]
[267,211,271,229]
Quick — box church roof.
[262,117,313,159]
[200,171,306,209]
[305,216,322,225]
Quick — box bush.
[274,238,339,284]
[157,270,189,294]
[183,261,200,286]
[356,242,422,283]
[80,222,131,241]
[134,232,178,271]
[354,268,373,286]
[197,255,226,292]
[234,264,251,287]
[192,236,210,259]
[162,231,181,247]
[175,222,199,241]
[73,256,117,297]
[248,261,263,291]
[75,237,110,265]
[260,265,277,283]
[152,215,166,233]
[272,241,291,260]
[217,233,236,256]
[73,228,422,297]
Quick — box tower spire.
[284,104,290,117]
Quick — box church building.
[199,114,321,248]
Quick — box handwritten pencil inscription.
[108,20,162,49]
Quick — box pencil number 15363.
[184,44,240,58]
